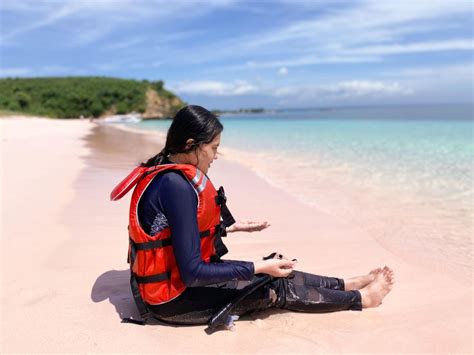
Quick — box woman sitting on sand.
[111,105,394,328]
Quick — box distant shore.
[212,107,269,115]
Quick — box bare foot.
[359,267,394,308]
[344,267,383,291]
[370,267,383,277]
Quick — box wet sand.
[1,117,472,353]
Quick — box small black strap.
[221,205,235,227]
[213,222,229,258]
[134,271,171,284]
[215,186,227,205]
[121,317,146,326]
[127,244,151,325]
[215,223,226,237]
[131,229,211,252]
[134,238,172,250]
[215,187,236,227]
[200,229,211,238]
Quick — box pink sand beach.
[1,117,472,353]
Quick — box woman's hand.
[226,220,271,233]
[253,258,296,278]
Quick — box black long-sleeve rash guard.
[137,170,254,287]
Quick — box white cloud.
[176,0,473,69]
[40,65,71,75]
[172,78,412,101]
[379,63,473,103]
[328,80,413,97]
[95,63,120,72]
[272,86,293,97]
[382,62,473,79]
[218,55,381,72]
[278,67,288,76]
[0,67,33,77]
[0,1,39,11]
[2,2,83,41]
[2,0,237,45]
[273,80,412,100]
[346,39,474,56]
[171,80,258,96]
[0,65,74,77]
[247,0,472,49]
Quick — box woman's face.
[195,133,221,174]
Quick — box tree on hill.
[0,76,183,119]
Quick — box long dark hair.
[142,105,223,167]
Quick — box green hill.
[0,76,184,119]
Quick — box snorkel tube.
[206,274,273,333]
[206,252,292,333]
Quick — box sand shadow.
[91,269,289,332]
[91,269,141,320]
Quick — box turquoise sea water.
[127,104,473,277]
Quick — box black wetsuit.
[137,161,362,325]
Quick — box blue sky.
[1,0,473,109]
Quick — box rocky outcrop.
[142,88,184,119]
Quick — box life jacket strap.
[121,318,146,325]
[130,228,213,252]
[215,186,236,227]
[133,271,171,284]
[133,238,172,251]
[213,222,229,258]
[124,243,152,325]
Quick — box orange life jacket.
[111,163,234,320]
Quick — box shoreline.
[1,117,472,353]
[104,121,472,283]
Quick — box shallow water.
[127,104,473,278]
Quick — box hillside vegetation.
[0,77,184,119]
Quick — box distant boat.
[102,113,141,124]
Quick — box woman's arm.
[158,173,256,286]
[226,220,271,233]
